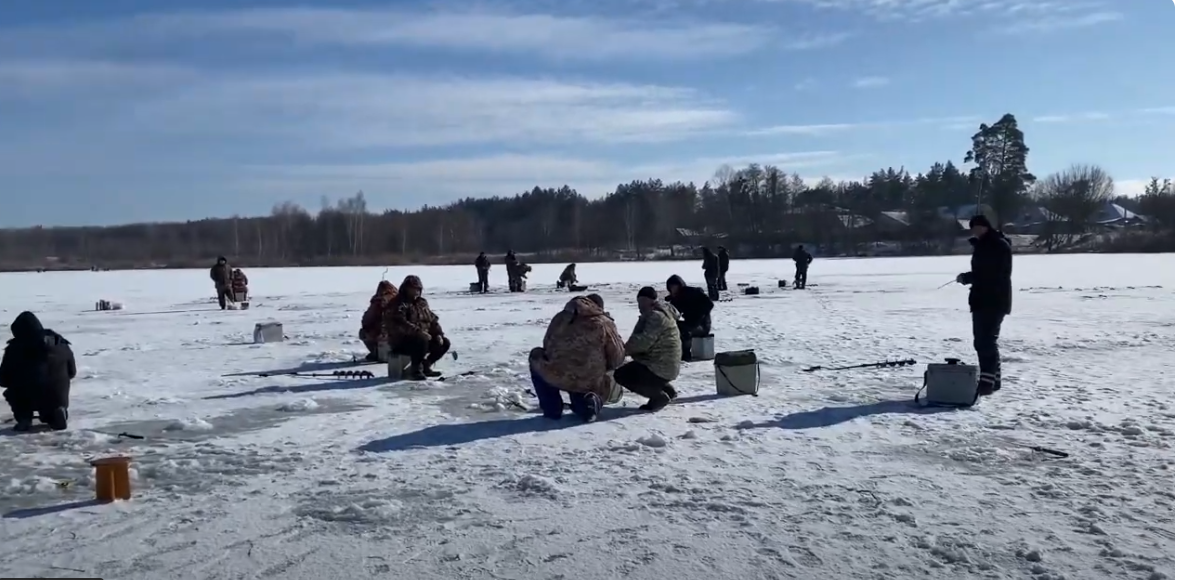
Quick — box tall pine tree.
[964,114,1036,225]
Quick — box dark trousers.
[392,334,451,366]
[216,287,232,309]
[677,315,712,360]
[794,266,808,289]
[5,389,68,429]
[704,274,719,301]
[531,367,599,421]
[972,311,1005,389]
[718,271,728,291]
[477,269,489,293]
[613,361,674,400]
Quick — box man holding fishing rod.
[956,214,1013,397]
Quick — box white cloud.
[851,76,890,89]
[0,60,192,99]
[1032,111,1112,123]
[748,115,980,136]
[793,78,820,91]
[995,10,1122,34]
[0,64,740,149]
[724,0,1118,26]
[0,8,849,62]
[233,150,856,201]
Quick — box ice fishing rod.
[936,279,957,290]
[803,358,917,373]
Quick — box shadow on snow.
[741,399,960,430]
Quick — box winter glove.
[956,273,968,285]
[418,331,432,344]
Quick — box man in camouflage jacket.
[529,294,625,422]
[360,280,397,361]
[615,286,681,412]
[384,275,450,379]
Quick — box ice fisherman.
[0,312,77,432]
[474,252,491,293]
[717,246,731,291]
[529,294,625,423]
[504,251,521,292]
[384,275,450,380]
[955,214,1013,397]
[230,268,249,305]
[701,247,720,301]
[557,263,578,289]
[665,275,714,361]
[359,280,398,361]
[792,245,813,289]
[209,256,233,309]
[615,286,682,412]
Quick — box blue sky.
[0,0,1173,227]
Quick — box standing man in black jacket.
[209,256,233,309]
[716,246,730,291]
[956,215,1013,397]
[0,312,77,431]
[700,248,720,301]
[666,275,715,361]
[474,252,491,293]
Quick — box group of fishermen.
[698,244,814,295]
[474,251,578,294]
[358,271,716,419]
[1,216,1009,434]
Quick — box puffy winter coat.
[230,269,249,294]
[383,275,443,345]
[625,300,682,381]
[0,311,76,411]
[360,280,398,343]
[961,229,1013,314]
[530,296,625,400]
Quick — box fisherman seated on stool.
[384,275,449,380]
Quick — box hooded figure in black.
[209,256,233,309]
[505,251,522,292]
[474,252,491,293]
[0,312,76,431]
[666,274,714,361]
[792,245,813,289]
[716,246,730,291]
[956,215,1013,397]
[700,248,720,301]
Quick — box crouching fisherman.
[384,275,450,380]
[616,286,681,412]
[359,280,398,361]
[666,274,714,361]
[0,312,77,431]
[556,263,578,289]
[230,268,250,307]
[529,294,624,423]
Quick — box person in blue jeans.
[528,294,625,422]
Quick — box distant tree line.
[1,113,1172,271]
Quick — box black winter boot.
[405,362,427,381]
[421,362,442,378]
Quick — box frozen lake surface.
[0,254,1172,580]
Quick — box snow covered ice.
[0,255,1172,580]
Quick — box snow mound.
[467,386,528,412]
[277,398,320,412]
[164,417,215,432]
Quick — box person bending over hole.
[384,275,450,380]
[615,286,682,412]
[0,312,76,432]
[529,294,625,423]
[359,280,398,361]
[557,263,578,290]
[665,275,714,361]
